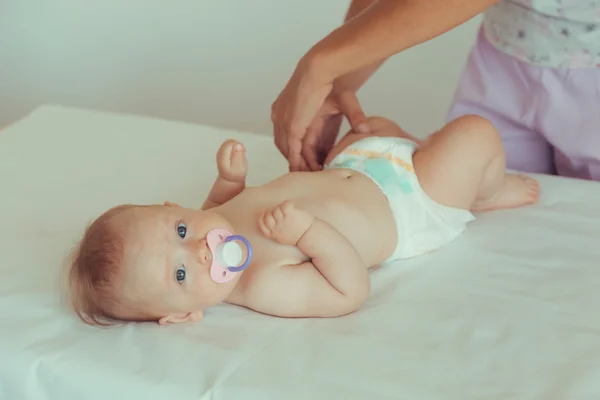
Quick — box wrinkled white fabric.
[1,105,599,400]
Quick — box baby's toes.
[525,177,540,202]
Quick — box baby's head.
[68,203,239,326]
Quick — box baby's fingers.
[272,205,284,222]
[280,200,295,215]
[217,139,240,165]
[257,214,270,237]
[230,143,247,169]
[258,211,275,237]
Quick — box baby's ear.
[157,311,203,325]
[163,201,180,207]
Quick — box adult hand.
[300,90,369,171]
[272,62,370,171]
[271,61,334,172]
[271,0,495,170]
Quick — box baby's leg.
[413,115,539,211]
[448,103,556,175]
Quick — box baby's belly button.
[329,168,353,179]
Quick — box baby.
[68,115,539,326]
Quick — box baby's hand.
[258,201,314,246]
[217,139,248,183]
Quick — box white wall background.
[1,0,481,138]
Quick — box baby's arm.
[202,140,248,210]
[247,201,370,318]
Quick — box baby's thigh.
[413,115,503,209]
[449,100,555,174]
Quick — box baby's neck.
[209,195,252,230]
[209,203,240,230]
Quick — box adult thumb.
[338,91,369,134]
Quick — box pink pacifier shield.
[206,228,253,283]
[207,228,235,283]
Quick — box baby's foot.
[472,174,539,212]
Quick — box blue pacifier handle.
[225,235,252,272]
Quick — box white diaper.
[324,136,475,262]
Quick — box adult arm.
[332,0,385,94]
[305,0,499,83]
[273,0,498,171]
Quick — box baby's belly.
[304,169,398,266]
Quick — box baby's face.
[117,205,236,324]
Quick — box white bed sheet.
[1,105,600,400]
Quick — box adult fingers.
[297,156,309,172]
[318,114,343,163]
[338,91,369,134]
[271,100,289,158]
[302,117,327,171]
[287,132,304,172]
[274,123,288,158]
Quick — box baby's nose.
[189,238,211,265]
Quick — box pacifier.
[206,228,252,283]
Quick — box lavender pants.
[447,27,600,181]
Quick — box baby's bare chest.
[220,171,397,269]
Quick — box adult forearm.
[344,0,378,21]
[306,0,498,83]
[297,218,369,299]
[333,0,386,92]
[333,61,384,93]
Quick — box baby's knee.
[448,114,502,150]
[450,114,498,136]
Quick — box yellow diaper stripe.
[342,148,415,173]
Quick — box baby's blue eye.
[176,266,186,283]
[177,222,187,238]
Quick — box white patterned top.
[483,0,600,68]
